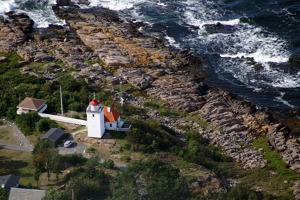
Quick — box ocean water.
[1,0,300,110]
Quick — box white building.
[86,98,105,138]
[86,97,129,138]
[17,97,47,115]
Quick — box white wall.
[105,121,117,130]
[38,113,87,126]
[87,106,105,138]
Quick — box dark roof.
[0,175,19,189]
[9,188,46,200]
[17,97,46,111]
[41,128,65,143]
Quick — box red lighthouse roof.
[90,98,99,106]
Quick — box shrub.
[86,147,97,154]
[62,154,88,166]
[126,119,177,152]
[120,155,131,163]
[103,159,115,169]
[15,112,41,135]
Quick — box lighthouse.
[86,98,105,138]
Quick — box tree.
[49,151,63,184]
[108,160,190,200]
[32,140,60,181]
[34,169,41,187]
[43,188,67,200]
[16,112,41,135]
[36,118,58,133]
[0,188,8,200]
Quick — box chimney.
[107,107,111,112]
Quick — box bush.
[103,159,115,169]
[15,112,41,135]
[86,147,97,154]
[126,119,177,152]
[36,118,59,133]
[62,154,88,166]
[120,155,131,163]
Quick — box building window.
[110,124,112,127]
[92,114,94,117]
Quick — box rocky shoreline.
[1,1,300,197]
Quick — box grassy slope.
[240,137,298,199]
[0,149,35,186]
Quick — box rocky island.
[1,1,300,199]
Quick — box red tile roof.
[104,106,120,122]
[17,97,46,111]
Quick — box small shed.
[9,188,46,200]
[41,128,65,147]
[0,174,19,189]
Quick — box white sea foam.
[0,0,65,28]
[200,19,240,28]
[275,93,295,108]
[0,0,17,14]
[180,0,297,91]
[88,0,145,11]
[157,1,167,7]
[220,51,289,63]
[164,35,180,48]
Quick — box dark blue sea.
[1,0,300,110]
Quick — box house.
[0,175,19,189]
[9,188,46,200]
[41,128,65,147]
[86,97,130,138]
[104,106,124,130]
[17,97,47,115]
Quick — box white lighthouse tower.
[86,97,105,138]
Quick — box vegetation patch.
[126,119,178,153]
[0,149,35,187]
[143,99,185,117]
[239,137,299,199]
[0,124,19,144]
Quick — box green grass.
[240,137,299,199]
[26,62,46,72]
[187,116,211,129]
[86,59,98,66]
[116,83,133,92]
[0,149,35,187]
[143,99,186,117]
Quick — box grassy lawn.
[240,137,299,199]
[0,149,35,187]
[0,124,19,144]
[26,135,39,146]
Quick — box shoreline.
[1,2,300,197]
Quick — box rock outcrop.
[0,12,33,52]
[2,4,300,196]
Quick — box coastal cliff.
[1,2,300,198]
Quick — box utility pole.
[60,86,64,116]
[119,69,123,114]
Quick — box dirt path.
[0,119,33,152]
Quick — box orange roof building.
[17,97,48,115]
[104,106,120,123]
[86,97,129,138]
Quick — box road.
[0,121,126,169]
[0,119,88,155]
[0,143,33,152]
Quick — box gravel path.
[0,119,33,152]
